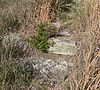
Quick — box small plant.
[28,22,49,53]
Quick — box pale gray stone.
[18,57,74,86]
[49,37,77,55]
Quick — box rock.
[48,37,77,55]
[51,21,61,29]
[58,30,71,36]
[1,33,30,59]
[18,57,74,86]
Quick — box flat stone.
[49,37,77,55]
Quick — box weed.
[28,22,49,53]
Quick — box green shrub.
[28,22,49,53]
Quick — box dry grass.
[68,0,100,90]
[0,0,100,90]
[0,0,37,37]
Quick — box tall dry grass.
[0,0,37,37]
[68,0,100,90]
[0,0,99,90]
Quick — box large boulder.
[18,57,74,86]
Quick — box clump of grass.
[0,16,21,34]
[0,59,34,90]
[0,33,29,59]
[60,0,89,33]
[54,0,76,19]
[67,0,100,90]
[28,22,49,53]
